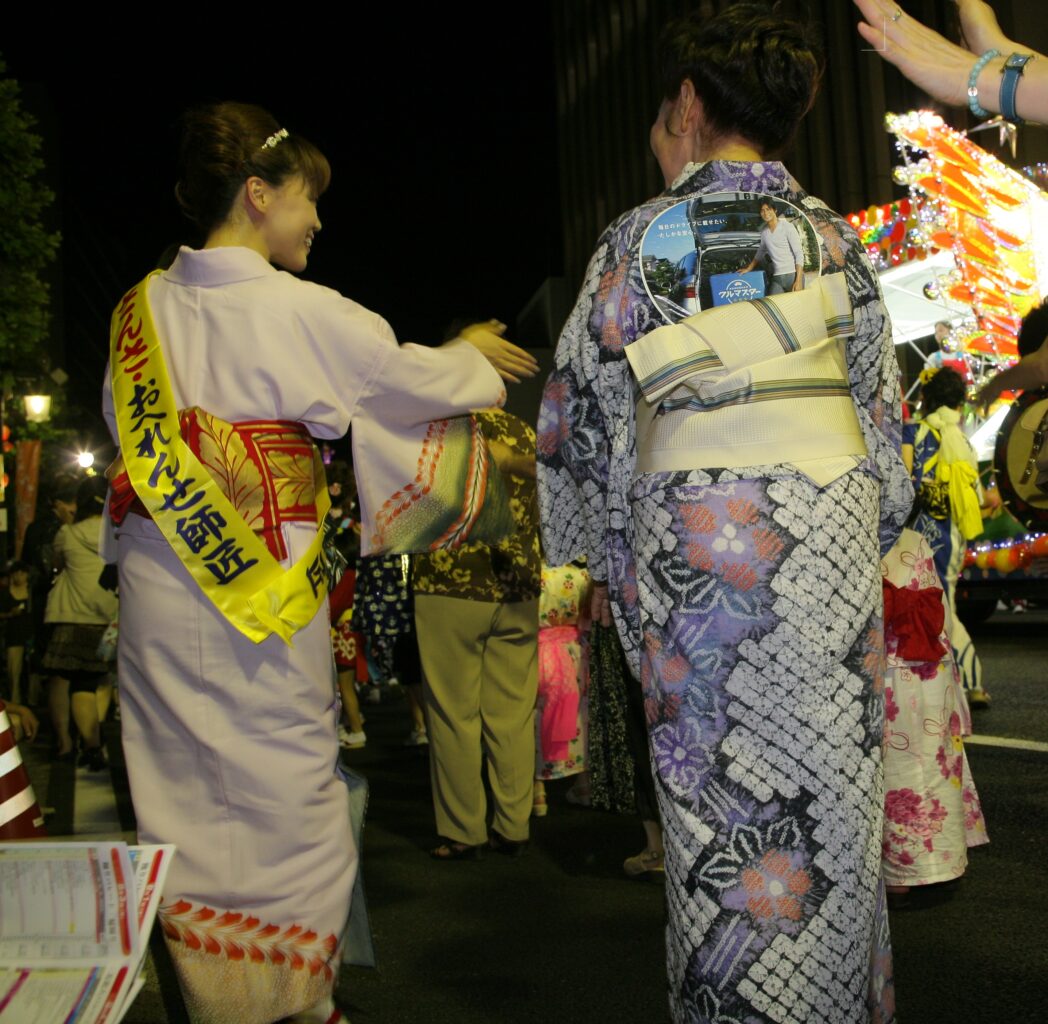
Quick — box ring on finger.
[891,6,903,21]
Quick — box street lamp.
[23,394,52,423]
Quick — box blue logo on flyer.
[711,272,765,306]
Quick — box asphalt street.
[18,606,1048,1024]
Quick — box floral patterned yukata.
[535,563,591,780]
[538,162,913,1024]
[880,529,987,886]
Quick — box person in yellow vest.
[102,102,535,1024]
[903,367,992,707]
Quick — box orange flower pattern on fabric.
[160,900,338,979]
[699,819,825,943]
[685,542,714,571]
[741,850,812,922]
[681,503,717,534]
[726,498,760,525]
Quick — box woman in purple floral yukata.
[537,6,912,1023]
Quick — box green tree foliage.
[0,56,60,379]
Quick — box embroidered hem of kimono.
[881,529,988,887]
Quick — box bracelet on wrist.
[1000,53,1035,125]
[968,49,1000,118]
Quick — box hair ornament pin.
[918,366,939,386]
[261,128,289,150]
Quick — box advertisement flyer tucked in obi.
[639,191,822,322]
[0,841,174,1023]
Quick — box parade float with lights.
[850,110,1048,617]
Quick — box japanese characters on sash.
[104,100,533,1024]
[110,276,330,647]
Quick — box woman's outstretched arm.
[853,0,1048,124]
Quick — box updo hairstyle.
[175,102,331,234]
[657,3,824,157]
[921,367,967,413]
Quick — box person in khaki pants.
[414,410,541,859]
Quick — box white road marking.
[965,734,1048,753]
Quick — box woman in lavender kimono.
[537,6,912,1023]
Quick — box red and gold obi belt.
[109,407,322,562]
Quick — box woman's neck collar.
[669,153,777,191]
[204,223,270,262]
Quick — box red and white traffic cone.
[0,701,47,840]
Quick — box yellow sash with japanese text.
[110,273,330,646]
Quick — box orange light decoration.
[880,110,1046,387]
[963,535,1048,572]
[984,225,1027,250]
[981,311,1023,336]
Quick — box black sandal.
[488,831,528,858]
[429,841,483,861]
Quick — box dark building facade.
[552,0,1048,292]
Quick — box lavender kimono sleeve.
[352,337,506,557]
[537,241,614,572]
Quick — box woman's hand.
[955,0,1012,55]
[590,581,613,628]
[976,341,1048,410]
[980,482,1002,517]
[6,703,39,743]
[853,0,1012,108]
[459,320,540,383]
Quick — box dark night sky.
[3,8,560,449]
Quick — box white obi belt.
[625,273,867,487]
